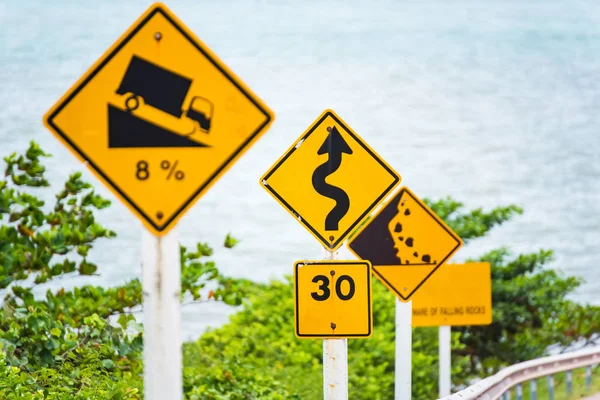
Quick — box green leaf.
[101,359,115,369]
[78,260,97,275]
[45,338,60,351]
[224,233,239,249]
[26,315,45,332]
[117,314,130,330]
[77,245,89,257]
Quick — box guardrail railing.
[438,346,600,400]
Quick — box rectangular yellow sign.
[294,260,372,338]
[411,262,492,327]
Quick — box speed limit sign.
[293,260,373,338]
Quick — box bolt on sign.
[260,109,401,250]
[347,187,463,301]
[294,260,373,338]
[411,262,492,327]
[43,2,274,236]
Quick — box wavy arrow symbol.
[311,126,353,231]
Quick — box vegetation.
[0,142,598,399]
[0,142,286,398]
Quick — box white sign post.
[142,228,182,400]
[323,249,349,400]
[439,326,452,397]
[395,299,413,400]
[324,338,349,400]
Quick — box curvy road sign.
[260,109,400,250]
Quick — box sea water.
[1,0,599,339]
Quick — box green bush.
[0,142,290,398]
[183,198,600,399]
[1,142,598,398]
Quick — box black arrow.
[311,126,353,231]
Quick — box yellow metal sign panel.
[294,260,373,338]
[412,262,492,327]
[43,3,274,236]
[260,110,401,250]
[348,186,463,301]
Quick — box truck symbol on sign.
[108,55,213,148]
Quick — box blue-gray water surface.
[1,0,599,340]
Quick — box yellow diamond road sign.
[294,260,373,338]
[43,3,274,235]
[260,109,401,250]
[348,186,463,301]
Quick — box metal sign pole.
[395,298,412,400]
[142,228,182,400]
[323,248,348,400]
[323,338,349,399]
[438,326,451,397]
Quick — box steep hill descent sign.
[260,109,401,250]
[348,187,463,301]
[43,2,274,235]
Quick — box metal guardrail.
[438,347,600,400]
